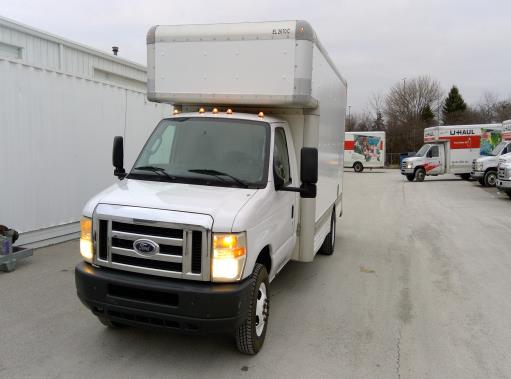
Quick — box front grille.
[472,161,476,170]
[94,213,209,280]
[498,167,505,179]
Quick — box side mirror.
[301,148,318,184]
[112,136,126,179]
[273,147,318,198]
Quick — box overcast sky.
[2,0,510,113]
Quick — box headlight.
[506,167,511,179]
[211,232,246,282]
[406,162,413,169]
[80,217,93,262]
[475,162,483,171]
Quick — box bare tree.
[384,76,443,126]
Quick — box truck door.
[426,145,443,175]
[272,126,298,268]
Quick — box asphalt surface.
[1,170,511,378]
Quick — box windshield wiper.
[188,169,249,188]
[132,166,176,180]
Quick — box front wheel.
[478,178,485,185]
[353,162,364,173]
[484,171,497,187]
[415,168,426,182]
[406,174,414,182]
[506,191,511,199]
[236,264,269,355]
[460,173,471,180]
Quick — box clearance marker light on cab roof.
[173,109,180,115]
[226,108,233,114]
[258,111,264,118]
[199,107,205,113]
[212,108,219,114]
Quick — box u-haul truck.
[74,20,346,355]
[401,124,502,182]
[472,120,511,187]
[344,131,385,172]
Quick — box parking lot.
[1,169,510,378]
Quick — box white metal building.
[0,16,170,247]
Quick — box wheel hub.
[255,282,268,337]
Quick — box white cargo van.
[471,120,511,187]
[344,131,385,172]
[496,149,511,197]
[401,124,502,182]
[75,21,347,354]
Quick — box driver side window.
[429,145,439,158]
[273,128,291,185]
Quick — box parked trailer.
[344,131,385,172]
[75,20,347,354]
[401,124,502,182]
[471,120,511,187]
[0,16,169,247]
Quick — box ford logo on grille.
[133,239,159,256]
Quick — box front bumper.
[470,170,484,179]
[401,167,414,175]
[75,262,252,334]
[497,179,511,190]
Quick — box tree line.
[346,76,511,164]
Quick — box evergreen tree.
[443,86,467,124]
[421,104,435,125]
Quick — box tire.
[318,208,336,255]
[97,316,125,329]
[353,162,364,173]
[483,171,497,187]
[406,174,414,182]
[415,168,426,182]
[478,178,485,186]
[506,191,511,199]
[236,264,270,355]
[460,173,471,180]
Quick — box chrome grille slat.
[110,246,183,263]
[110,230,183,247]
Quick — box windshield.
[490,142,508,156]
[415,144,430,157]
[129,117,270,188]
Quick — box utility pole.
[402,77,406,91]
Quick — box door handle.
[291,205,294,219]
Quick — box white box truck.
[471,120,511,187]
[343,131,385,172]
[401,124,502,182]
[75,20,347,354]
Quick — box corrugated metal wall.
[0,17,169,247]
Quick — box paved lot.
[1,170,511,378]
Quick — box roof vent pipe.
[112,46,119,56]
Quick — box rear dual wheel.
[353,162,364,173]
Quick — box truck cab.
[401,143,445,181]
[496,152,511,198]
[471,141,511,187]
